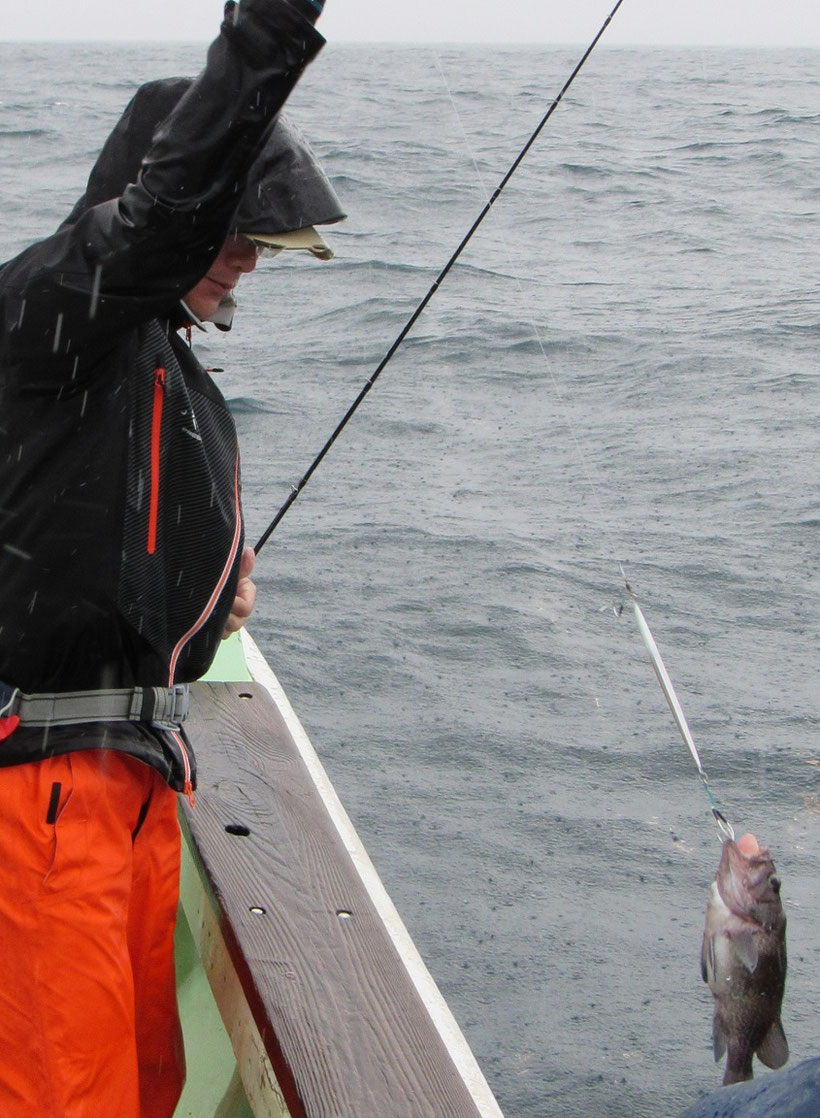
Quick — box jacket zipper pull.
[168,724,196,807]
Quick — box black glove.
[294,0,325,20]
[224,0,325,26]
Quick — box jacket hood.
[63,77,345,239]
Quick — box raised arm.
[0,0,325,374]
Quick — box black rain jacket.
[0,0,325,790]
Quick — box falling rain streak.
[2,544,31,561]
[89,264,103,320]
[51,312,64,354]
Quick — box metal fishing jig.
[621,576,734,842]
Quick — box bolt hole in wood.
[238,692,253,700]
[249,906,267,916]
[225,823,251,837]
[336,910,353,921]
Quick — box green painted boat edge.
[174,632,255,1118]
[199,631,253,682]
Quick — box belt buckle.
[169,683,190,725]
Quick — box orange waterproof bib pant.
[0,750,185,1118]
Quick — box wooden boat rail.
[177,633,504,1118]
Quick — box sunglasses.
[241,236,284,259]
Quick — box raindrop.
[3,543,32,561]
[89,264,103,320]
[52,312,64,354]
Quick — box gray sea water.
[1,39,818,1118]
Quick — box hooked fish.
[701,832,788,1085]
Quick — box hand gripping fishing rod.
[254,0,628,554]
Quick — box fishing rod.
[254,0,628,554]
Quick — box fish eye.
[769,875,781,893]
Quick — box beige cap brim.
[245,226,333,260]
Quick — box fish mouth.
[717,834,784,923]
[736,833,760,858]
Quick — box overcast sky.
[1,0,819,46]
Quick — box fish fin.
[713,1020,727,1063]
[757,1018,788,1070]
[729,928,760,973]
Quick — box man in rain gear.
[0,0,343,1113]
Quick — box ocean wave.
[0,128,51,139]
[225,396,277,416]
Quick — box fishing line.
[253,0,628,555]
[433,37,734,841]
[429,49,623,570]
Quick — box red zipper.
[147,365,166,555]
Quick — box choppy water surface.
[1,40,818,1118]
